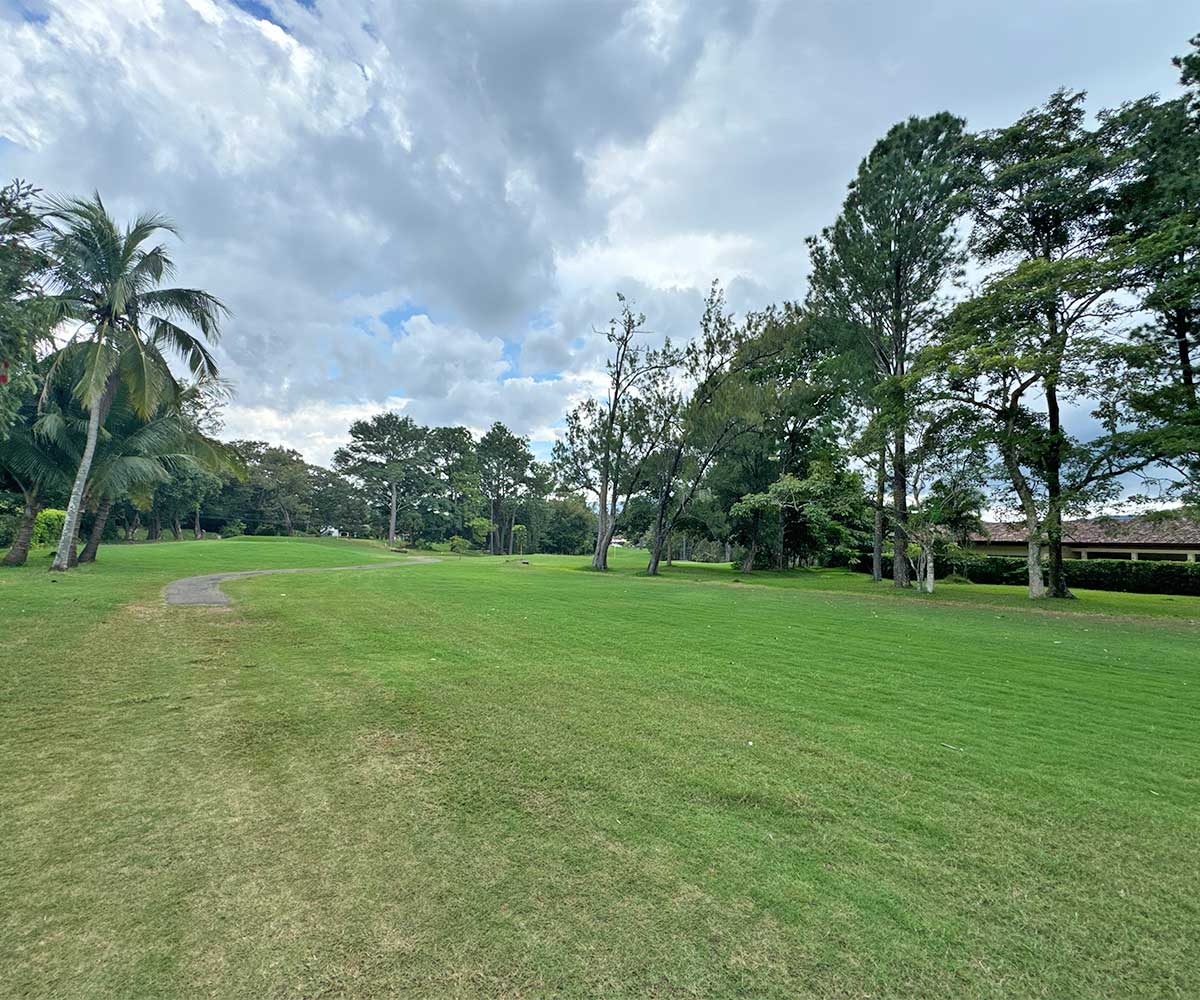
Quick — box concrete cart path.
[163,558,441,606]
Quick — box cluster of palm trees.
[1,193,233,569]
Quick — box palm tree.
[74,394,180,563]
[0,375,76,567]
[39,193,227,571]
[73,383,239,563]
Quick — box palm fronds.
[38,191,227,406]
[30,192,229,569]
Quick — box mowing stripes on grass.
[0,541,1196,999]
